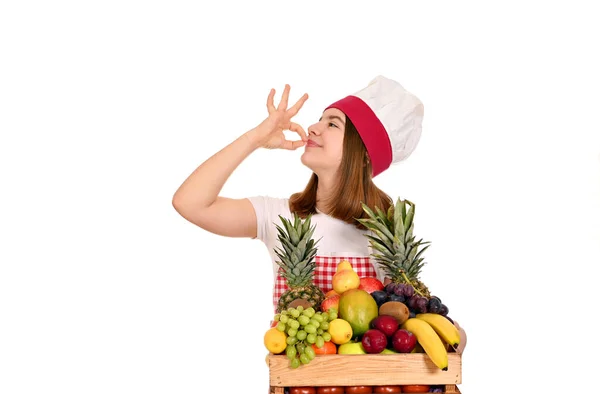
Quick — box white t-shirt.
[247,195,387,282]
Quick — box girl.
[172,76,466,353]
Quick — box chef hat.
[326,75,424,177]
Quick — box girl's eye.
[328,122,338,128]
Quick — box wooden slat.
[271,385,461,393]
[268,353,461,386]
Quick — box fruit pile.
[265,259,460,371]
[263,198,463,390]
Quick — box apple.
[337,341,367,354]
[361,329,388,354]
[391,329,417,353]
[325,289,338,298]
[358,277,384,294]
[321,294,340,313]
[370,314,399,338]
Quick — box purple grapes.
[385,282,398,294]
[389,294,406,303]
[407,295,419,310]
[371,290,388,307]
[393,284,405,296]
[427,297,442,314]
[439,303,449,316]
[385,282,417,298]
[415,297,428,313]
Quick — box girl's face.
[300,108,346,175]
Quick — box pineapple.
[273,213,325,313]
[356,198,432,297]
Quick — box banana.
[401,318,448,370]
[415,313,460,350]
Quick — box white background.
[1,1,599,393]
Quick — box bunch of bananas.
[401,313,461,371]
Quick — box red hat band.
[326,95,393,178]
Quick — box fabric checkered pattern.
[272,256,377,312]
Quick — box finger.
[287,93,309,117]
[290,139,306,150]
[266,88,276,113]
[289,122,308,141]
[277,84,290,111]
[281,138,306,151]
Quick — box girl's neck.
[315,174,337,214]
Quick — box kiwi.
[287,299,313,310]
[379,301,410,325]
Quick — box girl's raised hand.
[248,84,309,150]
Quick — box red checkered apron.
[272,256,377,313]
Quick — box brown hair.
[289,117,393,229]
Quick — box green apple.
[381,348,398,354]
[338,341,367,354]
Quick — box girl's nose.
[308,123,322,136]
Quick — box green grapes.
[270,306,336,368]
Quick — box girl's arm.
[172,85,308,238]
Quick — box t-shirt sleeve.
[247,195,268,242]
[246,195,290,243]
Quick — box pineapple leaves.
[279,215,300,245]
[274,212,321,289]
[357,217,395,243]
[360,202,377,220]
[393,200,405,242]
[302,214,313,234]
[365,234,394,254]
[404,200,415,234]
[374,206,392,229]
[368,242,393,259]
[359,197,434,289]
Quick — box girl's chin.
[300,155,320,172]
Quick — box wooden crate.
[268,352,461,393]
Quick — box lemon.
[264,327,287,354]
[328,318,353,345]
[336,260,353,273]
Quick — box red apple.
[325,289,338,298]
[320,294,340,312]
[391,329,417,353]
[358,277,384,294]
[370,314,399,338]
[361,329,388,354]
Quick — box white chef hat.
[326,75,424,177]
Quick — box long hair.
[289,117,392,229]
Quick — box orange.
[312,341,337,355]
